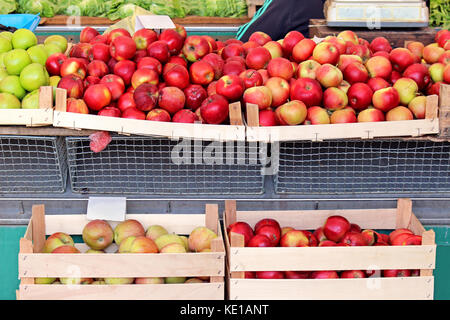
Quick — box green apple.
[4,49,31,75]
[49,75,61,87]
[165,277,186,284]
[429,63,445,83]
[35,277,56,284]
[44,43,64,56]
[0,31,13,41]
[0,67,8,82]
[0,37,12,54]
[21,89,40,109]
[0,75,26,100]
[11,29,37,50]
[44,35,68,53]
[0,92,21,109]
[20,63,49,92]
[27,45,48,66]
[0,52,6,68]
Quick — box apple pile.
[35,218,218,285]
[240,29,450,126]
[0,29,67,110]
[47,25,236,124]
[228,216,423,279]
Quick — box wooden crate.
[52,88,246,142]
[0,86,53,127]
[308,19,437,48]
[439,83,450,139]
[17,204,225,300]
[224,199,436,300]
[246,0,265,18]
[245,93,440,142]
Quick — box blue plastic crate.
[0,14,41,32]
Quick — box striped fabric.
[236,0,273,40]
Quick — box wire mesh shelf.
[66,136,265,195]
[0,135,67,193]
[274,139,450,195]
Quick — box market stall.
[0,0,449,303]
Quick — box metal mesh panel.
[0,136,67,193]
[275,139,450,195]
[66,136,265,195]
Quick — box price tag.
[86,197,127,222]
[135,15,175,33]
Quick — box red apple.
[290,78,322,107]
[45,53,68,76]
[216,74,245,102]
[146,108,171,122]
[323,215,351,242]
[312,41,340,65]
[263,40,284,59]
[66,98,89,114]
[89,43,110,63]
[87,60,109,78]
[243,86,273,110]
[202,53,225,80]
[84,75,100,88]
[132,28,157,50]
[347,44,371,64]
[318,240,336,247]
[311,271,339,279]
[247,234,272,247]
[258,109,278,126]
[386,106,414,121]
[99,74,125,101]
[202,35,217,53]
[367,77,390,92]
[372,87,400,112]
[189,60,215,86]
[423,44,445,64]
[158,86,185,115]
[284,271,310,279]
[106,28,131,44]
[228,221,254,246]
[275,100,308,125]
[282,30,305,56]
[408,96,426,119]
[60,58,87,79]
[113,60,136,86]
[199,94,229,124]
[137,57,162,74]
[306,106,330,124]
[338,30,359,45]
[83,84,112,111]
[245,47,271,70]
[110,36,136,61]
[89,35,107,45]
[254,218,280,232]
[337,54,362,72]
[117,92,136,112]
[147,40,170,64]
[403,63,431,91]
[120,107,145,120]
[316,64,344,88]
[249,31,272,46]
[182,36,211,62]
[172,109,198,123]
[256,224,281,247]
[57,74,84,99]
[330,107,356,124]
[265,77,290,107]
[80,27,99,43]
[98,106,121,117]
[256,271,285,279]
[292,38,316,63]
[70,43,92,60]
[133,83,159,112]
[240,69,263,89]
[222,61,246,77]
[389,48,415,72]
[131,68,159,89]
[340,270,366,278]
[267,57,295,80]
[159,29,184,55]
[184,84,207,111]
[357,108,385,122]
[340,232,367,246]
[163,64,190,90]
[168,56,187,68]
[313,227,327,242]
[280,230,309,247]
[343,62,369,84]
[365,56,392,79]
[382,269,411,277]
[347,82,373,111]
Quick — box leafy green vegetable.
[0,0,17,15]
[429,0,450,29]
[17,0,57,17]
[107,3,139,20]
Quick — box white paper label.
[86,197,127,222]
[135,15,176,33]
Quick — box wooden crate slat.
[228,245,436,272]
[44,214,206,236]
[0,86,54,126]
[19,283,224,300]
[235,208,398,230]
[229,277,434,300]
[18,252,224,278]
[246,118,439,142]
